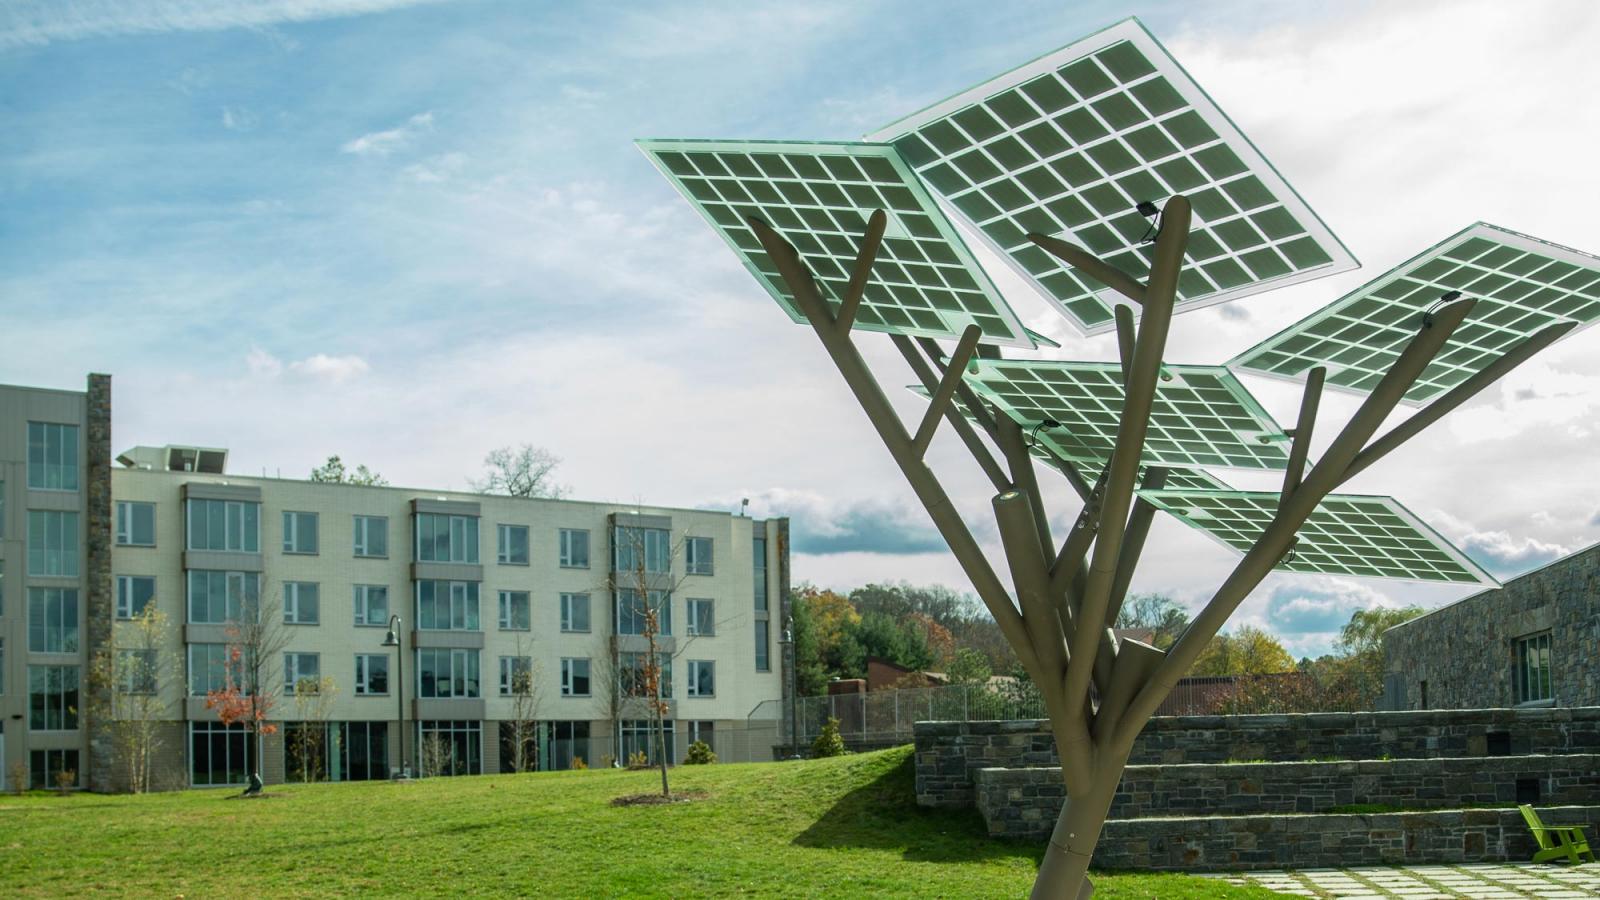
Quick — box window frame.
[415,580,480,632]
[117,649,158,695]
[185,499,260,553]
[417,648,481,699]
[115,575,156,620]
[560,592,591,633]
[26,421,79,492]
[686,598,715,637]
[558,528,590,569]
[353,584,390,627]
[354,653,390,696]
[28,587,79,653]
[498,655,533,696]
[497,523,530,566]
[284,652,321,693]
[1513,631,1554,705]
[686,659,716,698]
[685,536,714,575]
[353,515,389,559]
[283,581,321,625]
[414,513,480,564]
[27,510,80,577]
[28,664,80,731]
[282,511,319,555]
[560,657,591,697]
[497,590,531,631]
[115,501,156,547]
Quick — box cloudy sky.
[5,0,1599,657]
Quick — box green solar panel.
[867,17,1355,335]
[906,382,1232,490]
[1138,490,1495,585]
[964,360,1293,470]
[1230,222,1600,403]
[639,139,1034,348]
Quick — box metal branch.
[911,325,982,460]
[1030,233,1146,306]
[1114,305,1136,386]
[891,334,1009,492]
[747,215,1039,673]
[1278,366,1325,505]
[837,210,887,334]
[1106,466,1167,627]
[995,416,1055,559]
[995,490,1068,679]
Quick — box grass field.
[0,746,1278,898]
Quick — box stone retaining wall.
[915,707,1600,808]
[975,754,1600,833]
[1089,806,1600,871]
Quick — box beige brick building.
[0,376,790,791]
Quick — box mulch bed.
[610,790,709,807]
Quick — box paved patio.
[1203,863,1600,898]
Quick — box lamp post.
[382,615,406,778]
[779,616,800,758]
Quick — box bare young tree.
[289,675,338,783]
[206,583,293,789]
[469,444,569,499]
[88,606,179,793]
[504,635,544,773]
[590,634,644,768]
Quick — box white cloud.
[0,0,451,48]
[245,347,284,377]
[245,349,368,383]
[221,106,258,132]
[403,151,467,183]
[341,111,434,157]
[1455,530,1569,577]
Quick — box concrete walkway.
[1202,863,1600,898]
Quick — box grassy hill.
[0,746,1276,898]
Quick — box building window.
[0,638,5,694]
[0,481,5,539]
[29,664,80,730]
[30,749,80,790]
[187,570,259,625]
[115,575,156,620]
[417,720,482,777]
[353,585,389,627]
[186,499,260,553]
[559,528,589,568]
[415,513,479,564]
[753,536,768,612]
[27,510,79,577]
[560,657,590,697]
[686,598,715,636]
[686,536,713,575]
[337,721,390,782]
[621,719,674,766]
[615,526,671,574]
[354,654,389,695]
[282,511,319,555]
[284,652,321,692]
[27,422,79,491]
[117,649,158,694]
[755,620,770,673]
[497,591,530,631]
[1514,631,1553,705]
[545,721,589,770]
[283,582,320,625]
[417,648,480,699]
[560,592,590,633]
[28,587,79,653]
[188,644,232,696]
[621,652,672,699]
[616,589,671,636]
[686,719,714,749]
[497,524,529,565]
[353,515,388,558]
[191,722,249,786]
[687,660,715,698]
[499,656,533,695]
[415,581,479,631]
[115,501,156,547]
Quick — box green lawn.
[0,747,1277,898]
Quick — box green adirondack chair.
[1519,804,1596,865]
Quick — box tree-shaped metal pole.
[746,193,1573,899]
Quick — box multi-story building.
[0,376,791,791]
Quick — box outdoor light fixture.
[779,617,800,759]
[382,616,406,777]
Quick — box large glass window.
[188,644,233,695]
[415,513,479,564]
[755,619,770,673]
[616,589,671,636]
[27,510,79,577]
[499,656,533,695]
[686,536,713,575]
[339,721,390,782]
[191,722,248,786]
[284,652,321,692]
[559,528,589,568]
[283,511,318,554]
[30,749,80,789]
[186,499,260,553]
[117,649,158,694]
[354,654,389,695]
[417,648,480,699]
[497,524,529,565]
[116,575,156,620]
[187,570,259,624]
[415,581,479,631]
[1514,631,1554,704]
[498,591,530,631]
[621,652,672,699]
[560,657,590,697]
[687,659,715,698]
[417,720,482,777]
[545,721,589,770]
[614,526,671,574]
[560,592,590,633]
[29,664,79,730]
[353,584,389,626]
[287,721,390,783]
[686,598,715,636]
[116,501,156,546]
[621,719,674,766]
[28,587,78,653]
[353,515,388,558]
[753,536,768,611]
[284,582,320,625]
[27,422,78,491]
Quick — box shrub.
[684,740,717,765]
[54,769,75,795]
[571,756,588,770]
[810,717,847,758]
[626,750,650,770]
[9,762,27,795]
[600,754,617,769]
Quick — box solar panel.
[1230,222,1600,403]
[906,382,1232,491]
[1138,489,1495,585]
[638,139,1035,348]
[866,17,1356,335]
[963,360,1293,470]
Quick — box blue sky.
[5,0,1600,657]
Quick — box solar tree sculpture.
[640,18,1600,899]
